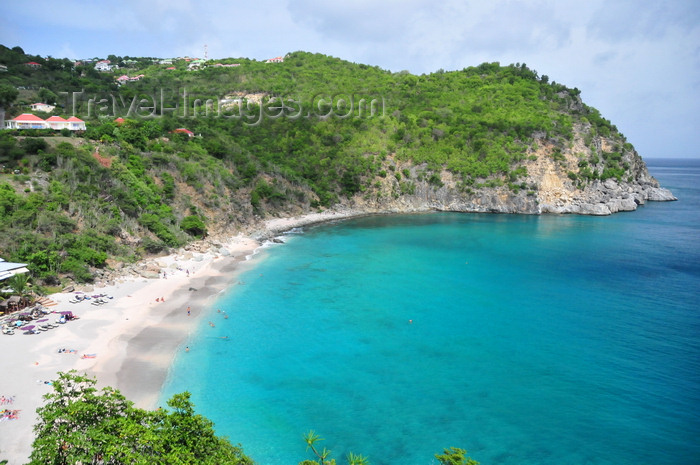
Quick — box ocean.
[161,158,700,465]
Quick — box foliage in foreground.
[29,371,252,465]
[299,430,479,465]
[26,371,480,465]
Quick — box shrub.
[20,137,48,154]
[180,215,207,238]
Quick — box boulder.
[139,271,160,279]
[607,197,638,213]
[575,203,611,215]
[647,187,677,201]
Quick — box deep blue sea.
[161,158,700,465]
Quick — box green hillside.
[0,45,633,286]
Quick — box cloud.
[587,0,700,42]
[0,0,698,155]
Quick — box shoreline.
[0,210,368,465]
[0,201,685,464]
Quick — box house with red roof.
[265,56,284,63]
[95,60,115,72]
[4,113,47,129]
[173,128,194,137]
[24,62,42,69]
[66,116,86,131]
[46,116,69,130]
[4,114,86,131]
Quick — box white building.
[30,102,56,112]
[66,116,86,130]
[95,60,115,72]
[4,113,85,131]
[4,113,47,129]
[0,259,29,282]
[46,115,70,130]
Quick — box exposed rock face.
[342,124,675,216]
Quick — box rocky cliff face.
[340,122,675,216]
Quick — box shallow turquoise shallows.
[161,159,700,465]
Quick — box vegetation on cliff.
[0,44,646,285]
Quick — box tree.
[435,447,480,465]
[300,431,369,465]
[38,88,59,105]
[29,371,253,465]
[6,273,29,296]
[0,83,19,128]
[180,215,207,238]
[0,84,18,108]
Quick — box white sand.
[0,210,372,464]
[0,234,262,464]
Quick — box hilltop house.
[4,113,85,131]
[46,115,70,130]
[188,59,205,70]
[30,102,55,113]
[265,56,284,63]
[95,60,115,72]
[0,64,8,72]
[173,128,194,137]
[4,113,46,129]
[66,116,87,130]
[24,61,42,68]
[115,74,144,84]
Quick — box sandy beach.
[0,233,263,464]
[0,209,372,465]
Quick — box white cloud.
[0,0,698,156]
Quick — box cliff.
[330,122,675,217]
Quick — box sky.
[1,0,698,158]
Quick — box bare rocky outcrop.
[334,124,675,217]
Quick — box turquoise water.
[161,159,700,465]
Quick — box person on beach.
[187,306,191,316]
